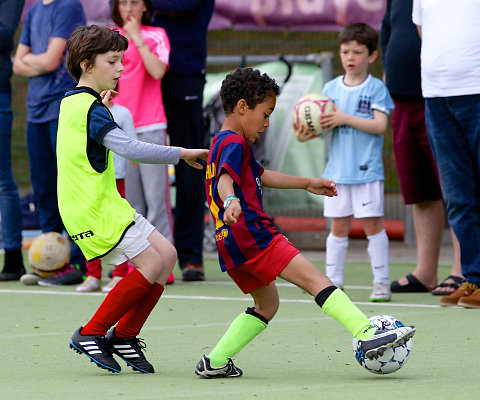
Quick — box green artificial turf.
[0,255,477,400]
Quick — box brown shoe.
[439,281,478,307]
[182,264,205,281]
[458,288,480,309]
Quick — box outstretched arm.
[261,170,337,197]
[100,90,209,167]
[102,127,208,168]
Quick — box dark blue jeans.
[0,92,23,251]
[425,95,480,286]
[26,119,85,267]
[26,120,61,233]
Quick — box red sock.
[112,261,129,277]
[115,283,165,338]
[81,269,151,335]
[85,259,102,280]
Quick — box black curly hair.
[220,68,280,115]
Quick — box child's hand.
[180,148,209,169]
[293,122,316,142]
[123,15,141,39]
[320,104,347,130]
[305,178,337,197]
[100,89,118,106]
[223,200,241,225]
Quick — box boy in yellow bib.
[60,25,208,374]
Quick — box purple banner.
[210,0,386,31]
[23,0,386,31]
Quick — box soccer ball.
[352,315,413,375]
[28,232,71,277]
[292,93,334,138]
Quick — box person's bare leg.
[396,199,444,289]
[433,227,463,294]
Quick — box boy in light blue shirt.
[295,23,394,302]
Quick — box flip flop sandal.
[391,273,430,293]
[432,275,463,296]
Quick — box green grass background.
[0,255,477,400]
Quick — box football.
[292,93,334,138]
[352,315,413,374]
[28,232,71,277]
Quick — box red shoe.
[166,272,175,285]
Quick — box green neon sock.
[208,312,267,367]
[321,289,374,340]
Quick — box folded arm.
[13,38,66,77]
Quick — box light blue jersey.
[322,74,394,184]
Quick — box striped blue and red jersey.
[206,130,280,271]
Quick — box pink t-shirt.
[113,26,170,129]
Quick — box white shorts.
[101,213,155,266]
[323,181,384,218]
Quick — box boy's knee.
[163,242,177,268]
[363,218,383,236]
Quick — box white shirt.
[412,0,480,97]
[110,104,136,179]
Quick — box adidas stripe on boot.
[70,327,121,373]
[106,328,154,373]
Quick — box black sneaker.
[106,328,154,373]
[38,264,85,286]
[0,249,26,281]
[182,264,205,282]
[357,325,416,360]
[195,355,243,378]
[70,327,121,373]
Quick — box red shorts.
[392,99,442,204]
[227,235,300,294]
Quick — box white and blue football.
[352,315,413,374]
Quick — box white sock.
[325,233,349,287]
[367,229,390,285]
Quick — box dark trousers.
[425,95,480,286]
[162,73,206,267]
[26,120,85,268]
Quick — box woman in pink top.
[111,0,174,283]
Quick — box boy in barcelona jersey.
[195,67,414,379]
